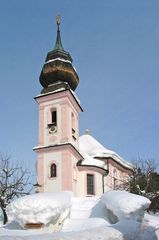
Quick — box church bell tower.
[34,16,83,195]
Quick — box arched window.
[50,163,56,178]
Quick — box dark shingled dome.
[39,18,79,93]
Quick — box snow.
[0,190,159,240]
[101,190,150,222]
[33,142,79,151]
[144,213,159,229]
[0,210,3,227]
[35,87,67,99]
[45,57,72,64]
[35,83,80,106]
[0,227,125,240]
[7,191,72,228]
[79,134,113,156]
[45,58,78,74]
[81,153,106,168]
[70,89,81,104]
[47,87,66,92]
[79,134,134,170]
[62,196,110,232]
[70,196,109,220]
[61,218,110,232]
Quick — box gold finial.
[56,15,60,26]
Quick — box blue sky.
[0,0,159,173]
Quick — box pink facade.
[34,89,83,194]
[61,150,73,190]
[37,152,44,192]
[101,158,132,191]
[34,88,133,196]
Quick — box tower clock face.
[48,125,57,134]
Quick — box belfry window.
[87,174,94,195]
[50,163,56,178]
[51,111,57,126]
[71,112,76,140]
[48,110,57,134]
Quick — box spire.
[54,15,64,51]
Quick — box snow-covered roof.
[81,153,107,169]
[79,134,133,170]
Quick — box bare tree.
[131,158,158,194]
[0,154,32,224]
[121,158,157,193]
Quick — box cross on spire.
[56,15,60,26]
[54,15,64,51]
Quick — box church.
[33,17,133,197]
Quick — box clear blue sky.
[0,0,159,173]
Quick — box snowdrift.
[101,190,151,222]
[1,190,158,240]
[7,191,72,230]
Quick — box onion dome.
[39,16,79,94]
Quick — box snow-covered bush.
[7,191,73,229]
[101,190,151,222]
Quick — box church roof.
[79,133,133,170]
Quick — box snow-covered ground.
[0,191,159,240]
